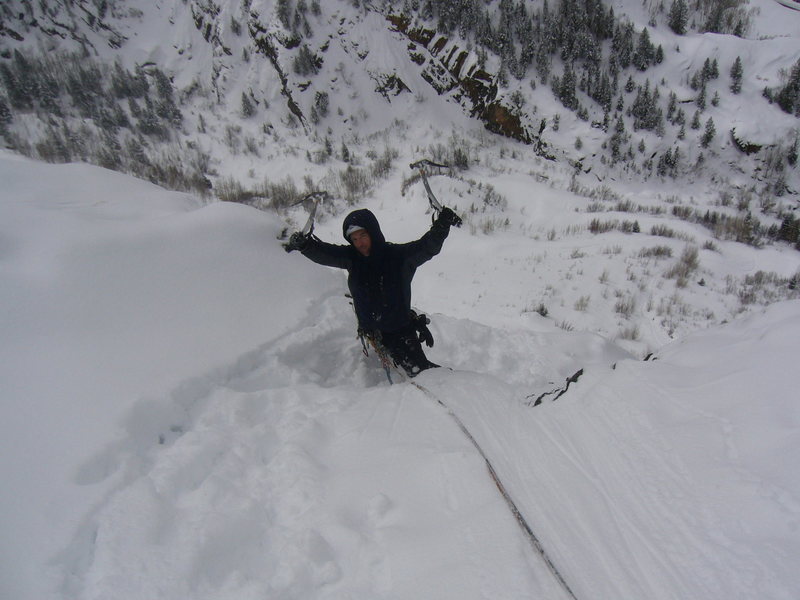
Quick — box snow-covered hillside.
[2,152,799,600]
[2,0,799,193]
[1,0,799,597]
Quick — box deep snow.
[1,152,799,599]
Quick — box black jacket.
[300,209,451,333]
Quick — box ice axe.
[409,159,462,227]
[282,191,330,252]
[298,190,330,236]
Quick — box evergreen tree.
[34,58,61,115]
[690,71,701,91]
[609,115,626,160]
[696,82,707,110]
[630,80,663,131]
[241,92,256,118]
[775,58,800,116]
[702,58,713,81]
[789,135,798,166]
[314,91,329,119]
[667,90,677,120]
[111,60,133,98]
[668,0,688,35]
[701,117,716,147]
[730,56,743,94]
[128,97,142,119]
[12,50,39,106]
[126,135,151,170]
[612,22,634,69]
[131,65,150,97]
[153,68,174,102]
[112,104,130,129]
[657,148,671,176]
[632,27,655,71]
[0,62,29,110]
[625,75,635,93]
[293,45,319,76]
[557,63,578,110]
[96,130,123,170]
[778,215,799,246]
[0,96,11,134]
[277,0,292,29]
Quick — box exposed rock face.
[731,128,762,155]
[248,14,306,128]
[374,73,411,101]
[386,12,546,152]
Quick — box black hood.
[342,209,386,247]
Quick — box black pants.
[380,323,438,377]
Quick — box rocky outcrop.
[373,73,411,101]
[386,12,545,151]
[731,128,762,155]
[190,1,232,56]
[248,14,306,128]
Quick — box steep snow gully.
[63,291,800,600]
[63,294,577,600]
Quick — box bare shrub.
[215,176,253,203]
[639,245,673,258]
[665,245,700,286]
[575,295,590,311]
[620,220,640,233]
[672,205,693,220]
[736,270,800,305]
[369,146,399,179]
[339,165,371,204]
[589,218,618,234]
[479,216,510,234]
[616,199,637,212]
[651,224,677,238]
[614,293,636,317]
[267,176,302,208]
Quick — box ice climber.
[285,206,461,377]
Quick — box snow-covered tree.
[775,58,800,117]
[730,56,743,94]
[701,117,716,147]
[668,0,688,35]
[241,92,256,118]
[632,28,655,71]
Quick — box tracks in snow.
[407,377,580,600]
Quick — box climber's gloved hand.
[435,206,462,228]
[284,231,310,253]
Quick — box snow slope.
[0,151,338,599]
[1,153,799,599]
